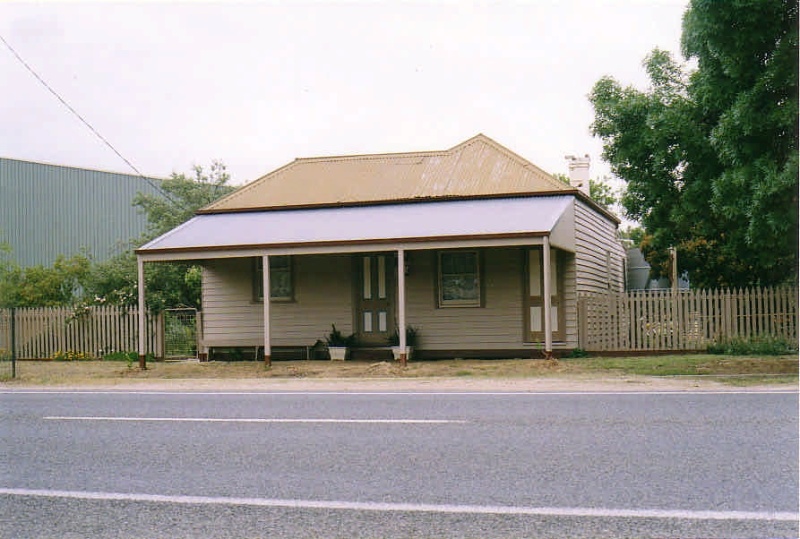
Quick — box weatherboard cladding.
[574,198,626,294]
[200,134,573,212]
[0,158,163,267]
[200,248,579,351]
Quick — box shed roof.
[138,195,575,257]
[201,134,575,213]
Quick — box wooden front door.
[528,248,565,342]
[356,254,395,345]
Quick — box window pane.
[440,251,479,305]
[442,274,478,301]
[378,311,387,332]
[377,256,386,299]
[270,270,291,299]
[270,256,290,270]
[363,311,373,333]
[363,257,372,299]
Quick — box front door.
[528,248,565,342]
[357,254,395,345]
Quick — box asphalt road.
[1,389,797,538]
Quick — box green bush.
[102,351,138,362]
[707,335,798,356]
[565,348,589,358]
[51,350,95,361]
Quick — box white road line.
[44,416,465,424]
[4,390,798,396]
[0,488,796,522]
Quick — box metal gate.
[163,308,198,360]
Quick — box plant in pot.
[325,324,356,361]
[388,325,419,361]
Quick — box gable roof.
[200,134,575,213]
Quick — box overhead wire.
[0,33,177,205]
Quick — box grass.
[1,354,797,386]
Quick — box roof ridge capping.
[198,134,575,213]
[458,133,569,191]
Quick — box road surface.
[1,389,797,538]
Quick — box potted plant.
[388,325,418,361]
[325,324,356,361]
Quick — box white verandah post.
[397,248,407,366]
[542,235,553,359]
[137,256,147,369]
[262,254,271,366]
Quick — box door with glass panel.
[357,254,395,345]
[528,248,565,342]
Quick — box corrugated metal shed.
[202,134,574,213]
[0,158,164,267]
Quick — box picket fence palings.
[0,306,167,359]
[576,285,797,353]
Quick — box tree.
[552,173,620,211]
[0,253,91,308]
[87,161,235,310]
[134,160,234,238]
[590,0,798,288]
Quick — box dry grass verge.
[1,355,796,388]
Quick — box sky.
[0,1,689,189]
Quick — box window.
[254,256,293,301]
[438,250,480,307]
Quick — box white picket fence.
[578,286,798,352]
[0,306,164,360]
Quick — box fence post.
[10,307,16,379]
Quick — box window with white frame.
[438,250,480,307]
[253,256,293,301]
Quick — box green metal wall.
[0,157,164,268]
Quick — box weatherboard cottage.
[135,135,625,366]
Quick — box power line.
[0,33,175,203]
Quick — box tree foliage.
[552,173,620,211]
[0,253,91,308]
[87,161,235,310]
[590,0,798,288]
[134,160,234,238]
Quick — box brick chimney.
[565,154,591,195]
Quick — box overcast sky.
[1,1,689,187]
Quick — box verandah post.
[137,256,147,370]
[262,254,271,367]
[397,248,407,367]
[542,235,553,359]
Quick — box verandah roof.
[137,195,575,258]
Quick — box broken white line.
[44,416,466,424]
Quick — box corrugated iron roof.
[139,196,574,255]
[200,134,574,213]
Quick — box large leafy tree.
[590,0,798,288]
[86,161,234,310]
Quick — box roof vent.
[564,154,591,195]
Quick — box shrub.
[707,335,798,356]
[325,324,356,347]
[565,348,589,358]
[51,350,94,361]
[102,351,138,362]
